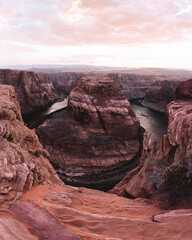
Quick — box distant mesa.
[36,74,142,189]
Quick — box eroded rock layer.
[143,80,181,112]
[49,72,84,94]
[108,73,153,99]
[176,79,192,100]
[0,69,59,115]
[36,74,141,188]
[0,85,61,205]
[111,80,192,207]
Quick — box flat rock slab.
[153,209,192,222]
[10,201,81,240]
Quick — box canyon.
[0,69,192,239]
[48,71,192,113]
[36,74,141,189]
[49,72,84,94]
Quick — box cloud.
[0,0,192,48]
[0,0,192,67]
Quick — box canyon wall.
[108,73,153,99]
[0,69,59,115]
[143,76,192,113]
[49,72,84,94]
[0,85,61,205]
[143,80,181,112]
[111,79,192,208]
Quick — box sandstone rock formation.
[0,69,59,115]
[36,74,141,189]
[0,85,61,205]
[143,80,181,112]
[111,80,192,208]
[0,184,191,239]
[1,82,192,239]
[49,72,84,94]
[108,73,153,99]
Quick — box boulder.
[0,69,59,115]
[36,74,141,189]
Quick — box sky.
[0,0,192,69]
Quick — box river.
[24,98,167,141]
[23,98,68,129]
[131,102,167,140]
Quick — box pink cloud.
[0,0,192,48]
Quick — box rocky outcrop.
[108,73,153,99]
[0,69,59,115]
[0,184,190,239]
[0,85,61,205]
[36,74,141,189]
[143,80,182,112]
[111,80,192,208]
[49,72,84,94]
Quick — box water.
[23,97,166,190]
[41,98,68,115]
[24,98,167,141]
[131,102,167,140]
[23,98,68,129]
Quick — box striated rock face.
[108,73,153,99]
[111,80,192,207]
[0,69,59,115]
[0,85,61,205]
[49,72,84,94]
[143,80,181,113]
[36,74,141,189]
[176,79,192,100]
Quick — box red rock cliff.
[0,84,61,205]
[111,79,192,208]
[0,69,59,115]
